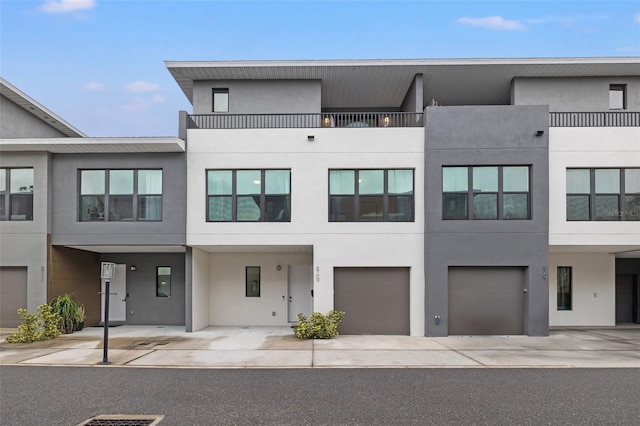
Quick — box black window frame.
[566,168,639,221]
[557,266,572,311]
[328,168,415,222]
[0,167,34,221]
[212,88,229,113]
[206,169,291,222]
[246,266,261,297]
[78,169,163,222]
[609,84,627,110]
[442,165,531,220]
[156,266,172,297]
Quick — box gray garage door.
[448,267,525,335]
[0,267,28,328]
[334,267,410,335]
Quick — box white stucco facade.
[549,252,616,326]
[549,127,640,247]
[548,126,640,326]
[186,127,425,334]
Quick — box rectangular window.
[79,169,162,221]
[442,166,530,220]
[246,266,260,297]
[609,84,626,110]
[213,88,229,113]
[557,267,572,310]
[0,168,34,221]
[566,168,639,221]
[329,169,414,222]
[156,266,171,297]
[206,169,290,222]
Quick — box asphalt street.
[1,366,639,425]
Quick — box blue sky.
[1,0,639,137]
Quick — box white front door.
[101,264,127,323]
[288,265,313,322]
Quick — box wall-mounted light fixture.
[323,117,331,127]
[535,130,545,137]
[307,135,315,141]
[383,116,390,127]
[130,266,136,271]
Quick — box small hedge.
[5,304,62,343]
[294,310,345,339]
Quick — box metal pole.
[102,279,111,365]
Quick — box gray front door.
[615,274,636,324]
[448,267,525,335]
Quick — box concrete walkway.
[1,325,639,369]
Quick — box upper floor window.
[0,168,34,221]
[207,169,290,222]
[609,84,626,110]
[213,88,229,113]
[329,169,414,222]
[79,169,162,221]
[442,166,530,220]
[566,168,639,221]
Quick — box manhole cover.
[77,415,164,426]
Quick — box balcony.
[549,112,639,127]
[187,112,424,130]
[184,111,638,130]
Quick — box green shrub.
[5,305,62,343]
[294,310,345,339]
[38,304,62,340]
[50,293,80,334]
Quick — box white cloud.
[125,81,160,93]
[635,14,640,24]
[83,81,105,92]
[39,0,96,13]
[120,94,165,112]
[457,16,526,31]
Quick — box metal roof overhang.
[0,77,87,138]
[0,137,185,153]
[165,57,640,108]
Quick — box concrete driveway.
[1,325,639,369]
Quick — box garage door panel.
[334,267,409,335]
[449,267,525,335]
[0,267,28,328]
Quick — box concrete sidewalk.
[1,325,639,369]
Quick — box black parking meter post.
[101,279,111,365]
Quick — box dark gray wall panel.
[334,267,410,335]
[51,153,186,246]
[449,267,525,335]
[100,253,185,325]
[424,106,549,337]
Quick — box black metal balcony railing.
[185,111,639,130]
[188,112,424,129]
[549,112,640,127]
